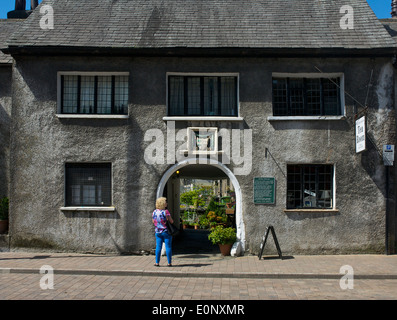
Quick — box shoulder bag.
[163,210,179,236]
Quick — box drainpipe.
[386,166,390,254]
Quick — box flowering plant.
[208,225,237,245]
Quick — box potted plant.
[0,197,9,234]
[208,225,237,256]
[207,209,229,228]
[198,215,209,229]
[182,220,189,229]
[188,221,196,229]
[182,211,191,229]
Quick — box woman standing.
[152,197,174,267]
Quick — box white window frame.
[164,72,243,121]
[60,162,115,212]
[284,163,338,213]
[269,72,345,121]
[56,71,130,119]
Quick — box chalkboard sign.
[253,177,275,204]
[258,225,283,260]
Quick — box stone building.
[1,0,397,255]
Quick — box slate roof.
[0,50,12,65]
[5,0,397,53]
[0,19,23,64]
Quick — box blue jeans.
[155,232,172,264]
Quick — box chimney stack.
[392,0,397,18]
[14,0,26,11]
[7,0,36,19]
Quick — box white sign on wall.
[383,145,395,166]
[355,116,366,153]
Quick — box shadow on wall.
[61,210,123,253]
[0,102,11,197]
[125,112,165,254]
[361,132,387,198]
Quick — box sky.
[0,0,393,19]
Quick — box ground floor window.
[65,163,112,207]
[287,164,333,209]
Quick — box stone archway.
[156,158,245,255]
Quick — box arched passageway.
[156,158,245,255]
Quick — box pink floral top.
[152,209,171,233]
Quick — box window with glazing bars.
[61,75,128,114]
[65,163,112,207]
[272,78,341,116]
[168,76,238,116]
[287,164,333,209]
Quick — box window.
[60,73,128,115]
[287,164,333,209]
[272,76,342,116]
[65,163,112,207]
[168,75,238,116]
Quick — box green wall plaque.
[254,177,275,204]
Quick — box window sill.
[179,150,224,155]
[284,209,339,213]
[60,207,116,212]
[56,114,129,119]
[163,116,244,122]
[268,116,345,121]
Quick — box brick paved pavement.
[0,251,397,300]
[1,273,397,300]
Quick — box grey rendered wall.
[243,57,394,254]
[0,65,11,199]
[9,55,394,254]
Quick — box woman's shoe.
[154,263,159,267]
[167,264,172,267]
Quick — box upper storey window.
[272,74,344,117]
[59,72,129,115]
[168,74,238,117]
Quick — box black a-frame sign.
[258,225,283,260]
